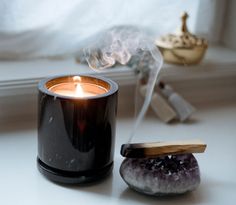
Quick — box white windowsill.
[161,45,236,81]
[0,44,235,123]
[0,45,236,96]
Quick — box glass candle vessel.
[37,75,118,184]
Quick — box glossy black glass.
[37,75,118,184]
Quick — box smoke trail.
[82,26,163,142]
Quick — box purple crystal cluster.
[120,154,200,196]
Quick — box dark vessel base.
[37,158,113,184]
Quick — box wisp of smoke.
[82,26,163,142]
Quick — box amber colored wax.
[49,82,108,98]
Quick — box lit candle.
[37,75,118,184]
[48,76,108,98]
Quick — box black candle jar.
[37,75,118,184]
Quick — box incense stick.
[121,139,207,158]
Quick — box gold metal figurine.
[155,12,208,65]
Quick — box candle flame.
[75,83,84,97]
[73,76,81,82]
[73,76,84,97]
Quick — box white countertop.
[0,101,236,205]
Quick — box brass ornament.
[155,12,208,65]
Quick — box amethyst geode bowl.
[120,154,200,196]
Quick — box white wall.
[0,0,227,58]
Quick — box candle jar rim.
[38,74,118,100]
